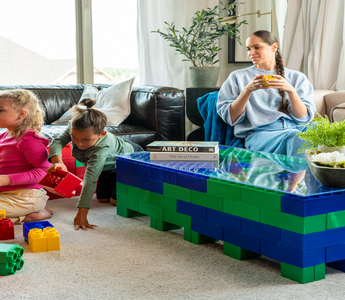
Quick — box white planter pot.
[317,145,345,153]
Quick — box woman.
[217,30,316,157]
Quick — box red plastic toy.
[39,169,83,198]
[0,218,15,240]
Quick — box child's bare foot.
[22,209,52,223]
[110,198,117,206]
[98,198,110,203]
[45,208,54,215]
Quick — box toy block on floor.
[0,219,14,241]
[0,243,25,276]
[28,227,60,253]
[39,169,83,198]
[23,220,54,243]
[0,211,5,220]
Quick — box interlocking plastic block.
[163,183,191,202]
[207,208,241,232]
[223,198,260,222]
[0,211,5,219]
[241,218,281,243]
[75,166,86,179]
[281,262,325,284]
[207,179,241,201]
[176,200,207,221]
[191,219,223,240]
[28,227,60,253]
[191,190,223,211]
[241,186,283,211]
[0,218,15,240]
[175,172,207,193]
[223,227,260,253]
[75,159,84,167]
[23,220,54,243]
[0,243,25,276]
[39,169,83,198]
[223,241,261,260]
[326,243,345,263]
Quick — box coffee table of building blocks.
[116,146,345,284]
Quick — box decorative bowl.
[305,153,345,187]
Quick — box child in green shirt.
[48,98,142,230]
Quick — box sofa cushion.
[331,103,345,123]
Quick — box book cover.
[151,160,219,168]
[146,141,219,153]
[150,152,219,161]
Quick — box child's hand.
[74,208,98,231]
[0,175,10,186]
[47,163,67,173]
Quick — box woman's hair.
[71,98,107,135]
[0,89,45,139]
[250,30,289,114]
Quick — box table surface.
[118,146,345,198]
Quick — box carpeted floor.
[2,196,345,300]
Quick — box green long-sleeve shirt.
[48,124,134,208]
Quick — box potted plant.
[152,1,247,87]
[297,114,345,154]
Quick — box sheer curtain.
[282,0,345,90]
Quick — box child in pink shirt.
[0,89,52,223]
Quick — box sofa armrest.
[313,90,335,117]
[125,85,185,142]
[324,91,345,119]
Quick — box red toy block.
[39,169,83,198]
[0,218,15,240]
[76,167,86,179]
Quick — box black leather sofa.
[0,84,186,148]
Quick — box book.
[146,141,219,153]
[150,152,219,161]
[151,160,219,168]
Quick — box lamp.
[221,9,274,34]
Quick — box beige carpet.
[1,196,345,300]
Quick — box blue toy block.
[23,221,54,243]
[281,192,345,217]
[175,173,207,193]
[281,227,345,251]
[326,243,345,263]
[241,218,281,243]
[176,200,207,221]
[191,219,223,240]
[206,208,241,232]
[149,166,170,182]
[116,170,140,187]
[176,199,192,215]
[327,259,345,272]
[260,240,325,268]
[223,227,260,253]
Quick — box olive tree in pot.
[152,1,247,87]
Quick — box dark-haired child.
[48,98,143,231]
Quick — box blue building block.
[326,243,345,263]
[327,259,345,272]
[207,208,241,232]
[117,170,140,187]
[175,173,207,193]
[149,166,170,182]
[191,219,223,240]
[117,159,151,178]
[23,221,54,243]
[260,240,325,268]
[241,218,281,243]
[281,227,345,251]
[281,192,345,217]
[176,200,207,221]
[223,228,260,253]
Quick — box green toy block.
[154,219,181,231]
[190,230,216,245]
[163,183,191,202]
[0,244,24,276]
[281,262,325,284]
[150,193,176,211]
[261,208,326,234]
[207,179,241,201]
[116,182,127,196]
[150,217,157,229]
[223,242,261,260]
[223,198,260,222]
[116,205,142,218]
[327,210,345,229]
[241,186,283,211]
[138,202,163,219]
[163,209,191,228]
[191,190,223,211]
[127,186,150,203]
[75,159,84,167]
[117,194,139,211]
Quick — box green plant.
[152,2,247,67]
[297,114,345,153]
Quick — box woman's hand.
[74,208,98,231]
[266,75,295,94]
[244,74,269,92]
[0,175,10,187]
[47,163,67,173]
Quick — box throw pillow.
[51,77,135,127]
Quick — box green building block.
[207,179,241,201]
[150,193,176,211]
[117,205,142,218]
[116,182,127,196]
[223,242,261,260]
[327,210,345,229]
[189,230,216,245]
[223,198,260,222]
[260,208,326,234]
[117,194,139,211]
[0,244,24,276]
[154,219,181,231]
[281,262,325,284]
[163,183,191,202]
[75,159,84,167]
[241,186,283,211]
[163,209,191,228]
[127,186,150,203]
[191,190,223,211]
[138,202,163,219]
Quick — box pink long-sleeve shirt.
[0,130,51,192]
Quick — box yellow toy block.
[43,227,60,251]
[28,229,47,253]
[0,210,5,219]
